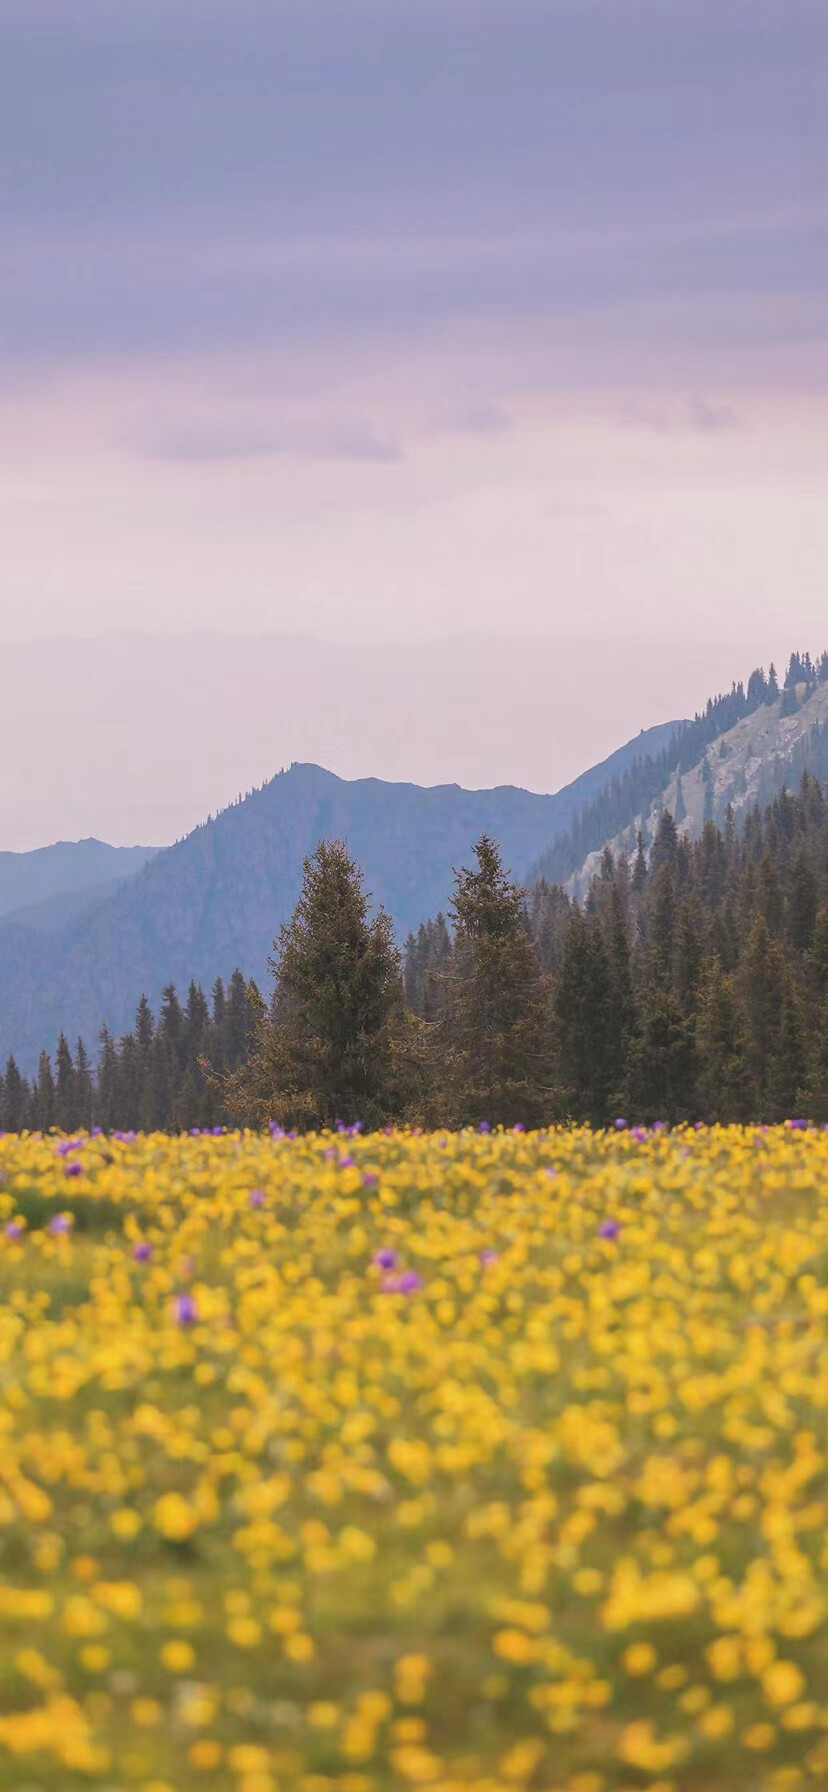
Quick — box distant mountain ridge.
[0,721,678,1071]
[0,839,158,925]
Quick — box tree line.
[3,769,828,1133]
[0,969,259,1134]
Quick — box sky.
[2,0,828,841]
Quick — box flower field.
[2,1127,828,1792]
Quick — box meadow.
[1,1125,828,1792]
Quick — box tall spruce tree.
[224,839,414,1128]
[33,1051,55,1131]
[435,836,552,1128]
[1,1057,27,1131]
[54,1033,78,1131]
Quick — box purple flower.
[614,1117,628,1130]
[56,1138,82,1157]
[598,1219,620,1241]
[788,1118,809,1131]
[132,1241,153,1261]
[4,1220,23,1241]
[48,1213,73,1235]
[479,1249,499,1266]
[478,1121,491,1134]
[248,1188,266,1208]
[338,1154,356,1169]
[513,1123,525,1133]
[374,1248,398,1270]
[175,1293,198,1326]
[545,1165,557,1179]
[382,1270,423,1295]
[362,1171,378,1187]
[269,1122,284,1139]
[64,1160,84,1178]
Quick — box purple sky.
[1,1,827,840]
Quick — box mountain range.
[0,721,677,1071]
[2,659,827,1074]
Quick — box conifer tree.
[97,1025,119,1130]
[75,1039,94,1129]
[738,915,789,1115]
[224,969,256,1071]
[34,1051,55,1131]
[695,957,750,1121]
[788,854,818,951]
[435,837,552,1127]
[1,1057,27,1132]
[211,977,226,1070]
[54,1032,78,1131]
[224,839,414,1128]
[554,908,618,1124]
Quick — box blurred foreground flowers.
[1,1123,828,1790]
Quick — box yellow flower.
[622,1641,657,1676]
[227,1616,262,1648]
[762,1660,806,1706]
[492,1628,537,1664]
[308,1701,340,1728]
[160,1639,196,1673]
[110,1507,142,1539]
[153,1492,199,1543]
[698,1704,734,1740]
[189,1738,223,1768]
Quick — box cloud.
[687,395,741,434]
[427,399,513,435]
[618,394,742,435]
[121,412,402,464]
[0,0,825,387]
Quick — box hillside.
[0,722,678,1071]
[570,676,828,894]
[0,839,158,924]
